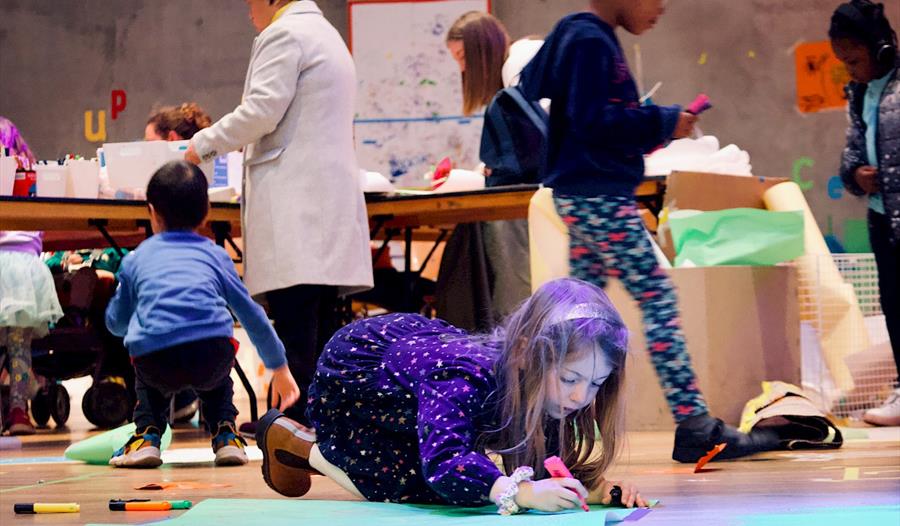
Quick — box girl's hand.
[673,112,698,139]
[596,479,648,508]
[854,166,879,194]
[269,365,300,411]
[515,478,589,513]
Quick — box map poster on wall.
[349,0,490,186]
[794,40,851,114]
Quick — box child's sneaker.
[863,388,900,427]
[6,407,36,436]
[109,426,163,468]
[212,422,249,466]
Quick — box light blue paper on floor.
[87,498,644,526]
[739,505,899,526]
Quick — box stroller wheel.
[49,384,70,427]
[81,390,97,425]
[82,382,130,429]
[30,390,52,428]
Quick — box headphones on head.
[837,0,898,65]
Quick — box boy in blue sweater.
[519,0,778,462]
[106,161,299,468]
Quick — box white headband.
[560,303,610,323]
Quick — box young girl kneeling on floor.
[256,277,648,513]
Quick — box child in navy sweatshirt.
[106,161,299,468]
[520,0,778,462]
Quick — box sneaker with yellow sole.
[109,426,163,468]
[213,422,249,466]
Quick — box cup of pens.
[67,159,100,198]
[35,162,69,198]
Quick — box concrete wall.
[2,0,898,246]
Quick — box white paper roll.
[763,182,868,392]
[433,169,485,194]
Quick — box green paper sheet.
[87,498,646,526]
[842,218,871,253]
[670,208,804,267]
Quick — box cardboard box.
[659,171,789,261]
[612,265,800,431]
[618,172,800,430]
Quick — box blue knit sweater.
[106,231,287,369]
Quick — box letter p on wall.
[111,90,127,120]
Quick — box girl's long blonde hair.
[446,11,509,116]
[480,278,629,490]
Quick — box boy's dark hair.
[830,0,898,65]
[147,161,209,230]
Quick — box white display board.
[350,0,490,186]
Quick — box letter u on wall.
[84,110,107,142]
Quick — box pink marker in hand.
[544,456,590,512]
[687,93,712,115]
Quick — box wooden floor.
[1,392,898,525]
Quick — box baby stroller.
[1,268,134,430]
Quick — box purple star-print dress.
[307,313,506,506]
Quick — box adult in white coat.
[187,0,373,425]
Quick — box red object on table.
[12,170,35,197]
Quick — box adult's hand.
[184,143,202,165]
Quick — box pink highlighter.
[543,456,590,512]
[687,93,713,115]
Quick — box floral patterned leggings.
[554,194,708,422]
[1,327,34,411]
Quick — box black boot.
[672,413,779,463]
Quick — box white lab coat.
[192,1,373,298]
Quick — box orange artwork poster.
[794,41,851,113]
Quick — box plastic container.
[103,140,213,199]
[0,157,16,196]
[35,164,69,198]
[67,159,100,198]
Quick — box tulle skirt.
[0,251,63,337]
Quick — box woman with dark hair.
[830,0,900,426]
